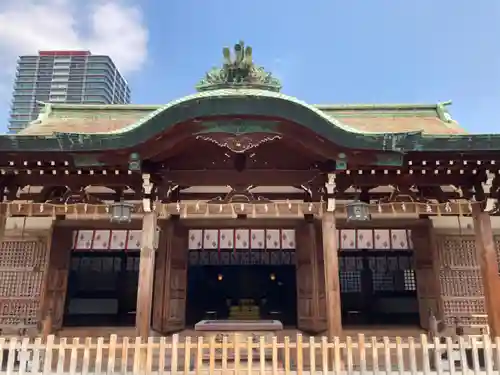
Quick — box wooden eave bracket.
[325,173,336,212]
[142,173,154,212]
[483,170,497,213]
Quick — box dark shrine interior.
[63,251,140,327]
[185,265,298,326]
[62,249,420,329]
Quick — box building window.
[87,69,107,75]
[84,95,106,101]
[50,84,68,89]
[16,83,34,89]
[87,63,110,70]
[50,95,66,101]
[18,70,36,76]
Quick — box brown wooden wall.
[2,217,500,333]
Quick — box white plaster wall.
[431,216,500,235]
[4,217,54,237]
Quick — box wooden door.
[165,223,188,332]
[40,226,73,331]
[156,220,188,333]
[412,221,442,329]
[295,221,326,333]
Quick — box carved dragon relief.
[208,185,271,204]
[195,133,281,153]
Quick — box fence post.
[308,336,315,374]
[69,338,79,375]
[56,337,66,374]
[196,336,203,374]
[271,336,278,375]
[296,334,303,375]
[6,337,17,375]
[358,334,366,375]
[320,336,328,374]
[19,331,500,374]
[107,335,117,375]
[42,335,54,375]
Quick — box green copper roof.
[2,88,499,153]
[3,41,495,153]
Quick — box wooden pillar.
[308,221,321,328]
[472,208,500,337]
[135,211,157,339]
[321,210,342,339]
[0,204,6,244]
[151,219,170,333]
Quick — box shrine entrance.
[64,251,140,327]
[63,229,142,327]
[338,228,420,326]
[186,228,297,326]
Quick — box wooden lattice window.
[0,239,48,326]
[436,235,487,326]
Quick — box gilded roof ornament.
[196,40,282,92]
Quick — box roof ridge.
[314,101,452,111]
[37,101,162,110]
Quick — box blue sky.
[1,0,500,133]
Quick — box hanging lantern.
[109,202,135,223]
[346,200,371,221]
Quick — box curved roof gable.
[20,99,463,136]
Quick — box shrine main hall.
[0,41,500,339]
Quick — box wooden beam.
[321,210,342,338]
[135,211,157,339]
[167,169,470,188]
[18,190,465,202]
[472,208,500,337]
[4,169,482,194]
[340,173,478,186]
[164,170,322,186]
[13,173,141,187]
[0,200,478,218]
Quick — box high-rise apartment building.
[9,50,131,133]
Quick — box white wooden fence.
[0,334,499,374]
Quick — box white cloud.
[0,0,149,130]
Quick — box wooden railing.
[0,334,500,374]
